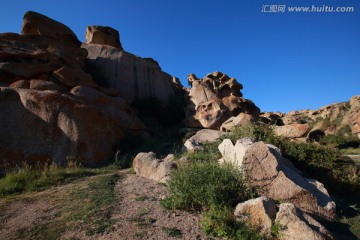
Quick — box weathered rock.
[195,99,228,129]
[218,139,336,219]
[85,26,123,50]
[220,113,254,132]
[274,123,309,138]
[82,43,180,104]
[234,197,276,236]
[184,129,226,152]
[0,62,51,81]
[22,11,81,47]
[29,79,62,91]
[218,138,253,167]
[184,72,260,129]
[0,87,144,167]
[264,95,360,140]
[1,14,88,87]
[133,152,177,183]
[53,66,97,89]
[348,96,360,137]
[10,80,30,89]
[259,112,284,125]
[69,86,145,131]
[275,203,334,240]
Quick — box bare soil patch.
[0,171,218,240]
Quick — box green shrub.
[229,124,274,144]
[184,140,222,163]
[320,133,360,148]
[201,205,264,240]
[161,162,252,211]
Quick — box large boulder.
[22,11,81,47]
[133,152,177,183]
[0,87,144,167]
[184,72,259,129]
[1,13,88,86]
[274,123,309,139]
[82,43,182,104]
[218,138,336,219]
[184,129,226,152]
[85,26,123,50]
[220,113,255,132]
[275,203,334,240]
[234,197,276,236]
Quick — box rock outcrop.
[22,11,81,47]
[261,95,360,140]
[82,43,182,104]
[85,26,123,50]
[218,138,336,219]
[184,72,260,129]
[0,11,183,167]
[0,86,144,166]
[133,152,177,183]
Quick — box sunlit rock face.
[184,72,260,129]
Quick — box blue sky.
[0,0,359,113]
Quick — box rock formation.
[82,44,182,105]
[218,138,336,219]
[0,11,182,167]
[133,152,177,183]
[184,72,260,129]
[85,26,123,50]
[275,203,334,240]
[234,198,334,240]
[261,95,360,140]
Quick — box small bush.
[184,140,222,163]
[229,124,274,144]
[161,162,252,211]
[201,205,264,240]
[320,133,360,149]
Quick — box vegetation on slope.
[163,124,360,239]
[16,174,121,239]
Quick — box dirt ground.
[0,172,218,240]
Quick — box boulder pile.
[218,138,336,219]
[184,72,260,130]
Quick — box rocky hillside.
[260,95,360,142]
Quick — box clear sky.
[0,0,359,113]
